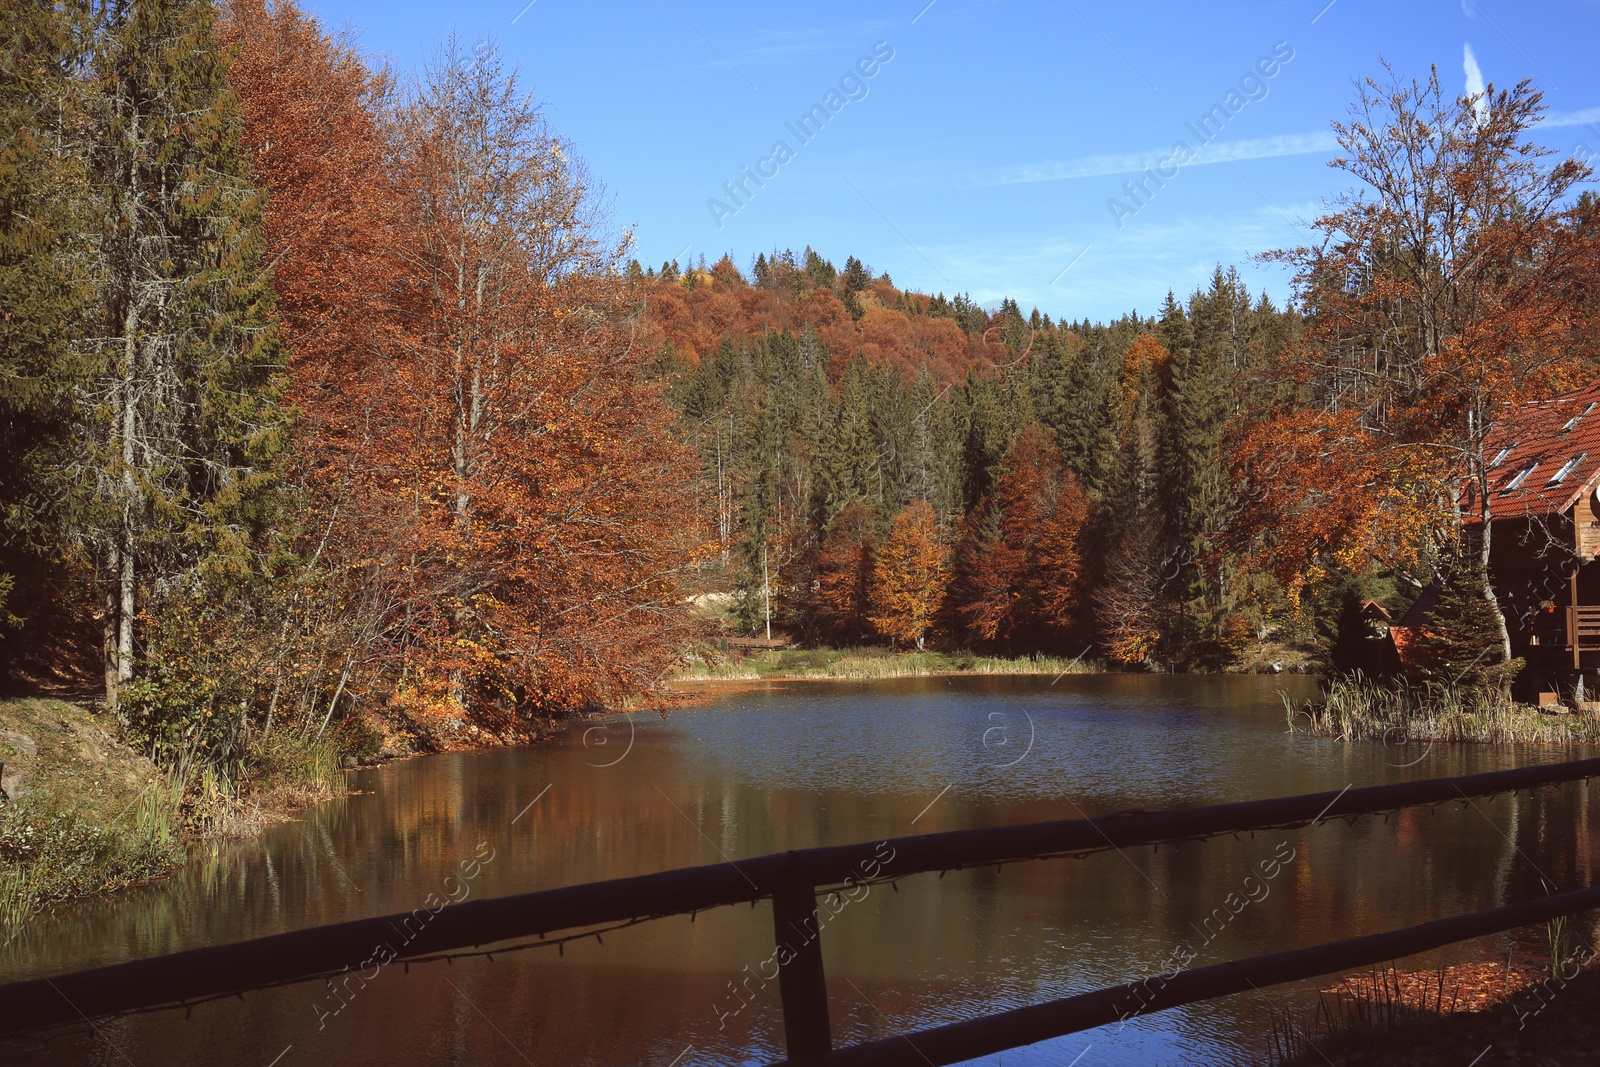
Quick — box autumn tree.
[1087,333,1179,664]
[379,40,704,720]
[868,499,948,650]
[1095,511,1169,667]
[952,425,1090,645]
[220,0,419,736]
[1260,62,1595,662]
[810,502,876,644]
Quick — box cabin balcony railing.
[1530,606,1600,651]
[1572,605,1600,651]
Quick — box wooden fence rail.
[792,882,1600,1067]
[4,756,1600,1061]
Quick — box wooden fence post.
[772,882,832,1063]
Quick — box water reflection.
[3,674,1597,1065]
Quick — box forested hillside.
[636,253,1307,668]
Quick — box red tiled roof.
[1461,377,1600,522]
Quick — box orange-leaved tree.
[222,0,413,735]
[810,502,876,644]
[953,426,1090,644]
[868,499,949,650]
[1250,62,1596,659]
[225,14,706,741]
[382,40,706,721]
[1092,333,1175,665]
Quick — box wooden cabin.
[1461,377,1600,686]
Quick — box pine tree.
[81,0,288,714]
[1162,272,1239,658]
[814,357,878,519]
[841,254,869,293]
[0,0,92,657]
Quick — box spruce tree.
[0,0,92,656]
[82,0,288,713]
[1416,551,1520,691]
[1160,270,1254,661]
[814,357,878,519]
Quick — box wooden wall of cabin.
[1576,484,1600,558]
[1487,514,1576,649]
[1487,507,1600,693]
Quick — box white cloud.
[951,99,1600,193]
[1540,106,1600,129]
[954,131,1340,189]
[1464,43,1488,123]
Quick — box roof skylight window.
[1549,454,1587,486]
[1504,464,1538,491]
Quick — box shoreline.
[669,666,1089,685]
[670,646,1104,684]
[0,697,350,941]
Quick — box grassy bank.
[0,698,345,943]
[1285,676,1600,744]
[674,645,1100,681]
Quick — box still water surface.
[5,674,1599,1065]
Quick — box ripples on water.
[5,674,1597,1066]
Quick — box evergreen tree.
[841,254,869,293]
[0,0,92,659]
[1326,586,1393,678]
[1163,272,1237,658]
[81,0,289,715]
[814,357,879,520]
[1416,551,1521,691]
[802,246,837,290]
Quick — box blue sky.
[303,0,1599,323]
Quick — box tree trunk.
[110,308,140,700]
[103,550,119,712]
[118,521,135,685]
[1477,497,1513,664]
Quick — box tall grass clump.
[0,773,186,946]
[1268,965,1458,1065]
[1285,672,1600,744]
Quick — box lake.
[4,674,1598,1065]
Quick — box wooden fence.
[4,757,1600,1065]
